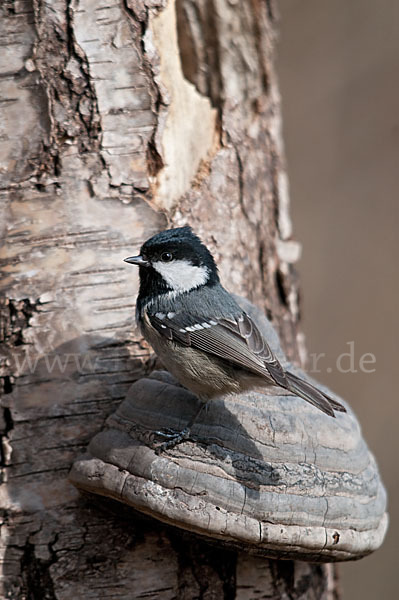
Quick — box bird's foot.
[153,427,191,454]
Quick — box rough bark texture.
[1,0,338,597]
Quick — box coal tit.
[124,227,345,445]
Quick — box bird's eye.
[160,252,173,262]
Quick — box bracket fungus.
[70,298,388,563]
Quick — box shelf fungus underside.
[70,301,388,562]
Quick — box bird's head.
[124,226,219,297]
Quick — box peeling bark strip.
[146,0,218,210]
[1,1,339,598]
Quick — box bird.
[124,226,346,449]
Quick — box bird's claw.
[154,427,191,454]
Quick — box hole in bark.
[3,377,13,395]
[4,2,16,15]
[53,153,61,177]
[265,307,273,320]
[147,140,164,177]
[332,532,340,544]
[3,408,14,433]
[275,269,288,307]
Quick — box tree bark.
[0,0,338,598]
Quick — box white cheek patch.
[152,259,209,292]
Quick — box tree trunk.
[0,1,338,598]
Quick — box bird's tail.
[285,371,346,417]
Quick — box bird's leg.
[154,399,208,454]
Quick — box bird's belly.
[142,322,242,398]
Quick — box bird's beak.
[123,255,150,267]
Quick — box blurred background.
[277,0,398,597]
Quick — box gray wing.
[148,310,289,386]
[148,309,346,416]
